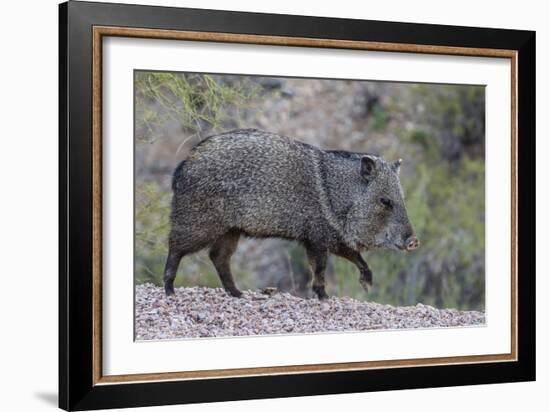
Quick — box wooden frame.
[60,1,535,410]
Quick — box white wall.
[0,1,545,411]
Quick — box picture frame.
[59,1,535,410]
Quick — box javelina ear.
[392,158,402,174]
[360,155,377,180]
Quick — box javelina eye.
[380,197,393,210]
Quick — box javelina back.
[164,129,419,299]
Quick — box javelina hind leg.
[164,232,212,296]
[305,246,329,300]
[209,231,242,298]
[295,267,312,298]
[163,246,184,296]
[334,245,373,292]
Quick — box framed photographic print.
[59,1,535,410]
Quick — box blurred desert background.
[134,71,485,311]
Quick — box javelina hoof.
[226,288,243,298]
[164,283,175,296]
[359,270,373,293]
[359,277,373,293]
[312,285,329,300]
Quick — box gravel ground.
[135,283,485,340]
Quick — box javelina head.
[347,155,419,252]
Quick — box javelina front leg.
[305,246,329,300]
[209,231,242,298]
[335,245,373,293]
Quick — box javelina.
[164,129,419,299]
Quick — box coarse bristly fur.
[164,128,419,299]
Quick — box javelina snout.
[405,235,420,251]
